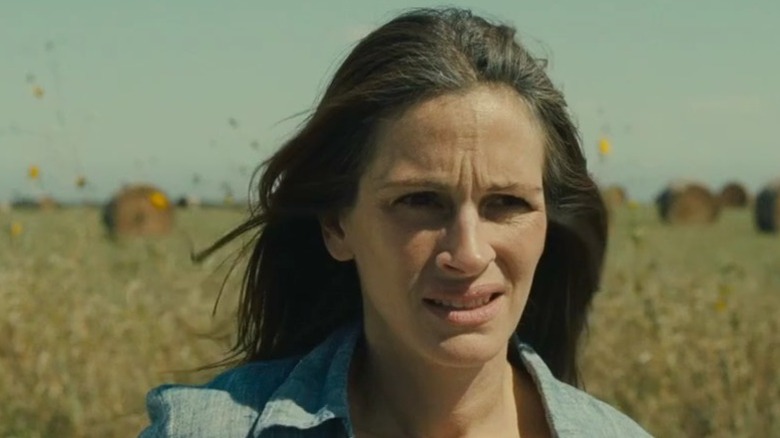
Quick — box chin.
[425,330,512,368]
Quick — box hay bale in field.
[718,182,749,208]
[102,184,174,237]
[602,185,628,209]
[656,181,719,224]
[755,181,780,233]
[10,196,60,211]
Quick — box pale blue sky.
[2,0,778,202]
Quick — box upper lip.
[423,283,505,302]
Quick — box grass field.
[1,204,778,437]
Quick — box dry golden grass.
[581,206,780,437]
[1,205,778,437]
[0,208,246,437]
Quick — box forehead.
[365,85,546,184]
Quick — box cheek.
[400,230,440,272]
[350,217,439,288]
[527,216,548,260]
[497,214,547,281]
[377,225,440,280]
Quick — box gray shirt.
[140,323,652,437]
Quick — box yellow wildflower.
[149,192,169,210]
[10,222,23,237]
[32,85,45,99]
[598,137,611,156]
[28,165,40,180]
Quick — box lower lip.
[422,295,503,326]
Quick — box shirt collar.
[253,323,567,437]
[514,339,581,436]
[254,322,360,436]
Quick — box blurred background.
[1,1,778,437]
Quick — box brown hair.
[201,7,607,386]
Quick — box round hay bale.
[602,185,628,209]
[655,181,719,225]
[755,181,780,233]
[102,184,174,237]
[718,182,749,208]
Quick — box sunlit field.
[1,204,778,437]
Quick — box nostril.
[435,249,493,277]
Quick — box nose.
[435,204,495,277]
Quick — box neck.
[349,334,520,438]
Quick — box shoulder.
[139,358,298,438]
[517,344,653,437]
[139,323,361,437]
[546,380,652,437]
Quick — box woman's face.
[322,85,548,367]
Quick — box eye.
[483,195,532,214]
[394,191,445,209]
[488,195,531,208]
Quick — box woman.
[141,7,652,437]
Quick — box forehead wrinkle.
[367,120,466,186]
[365,85,545,194]
[374,148,540,198]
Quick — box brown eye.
[483,195,532,219]
[489,195,530,209]
[395,192,445,209]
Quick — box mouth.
[423,293,502,310]
[422,289,505,326]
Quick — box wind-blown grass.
[0,205,777,437]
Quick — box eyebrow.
[376,178,543,194]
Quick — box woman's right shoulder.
[139,357,299,438]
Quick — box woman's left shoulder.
[547,380,653,437]
[518,345,653,437]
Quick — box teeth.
[432,296,491,309]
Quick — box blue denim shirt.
[140,323,652,437]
